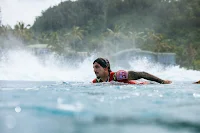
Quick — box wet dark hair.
[93,58,111,72]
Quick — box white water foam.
[0,49,94,82]
[0,49,199,82]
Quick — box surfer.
[92,58,172,84]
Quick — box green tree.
[65,26,85,51]
[13,22,32,43]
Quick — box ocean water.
[0,50,200,133]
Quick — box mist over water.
[0,49,199,82]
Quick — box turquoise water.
[1,50,200,133]
[1,81,200,133]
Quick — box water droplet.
[193,93,200,98]
[15,106,21,113]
